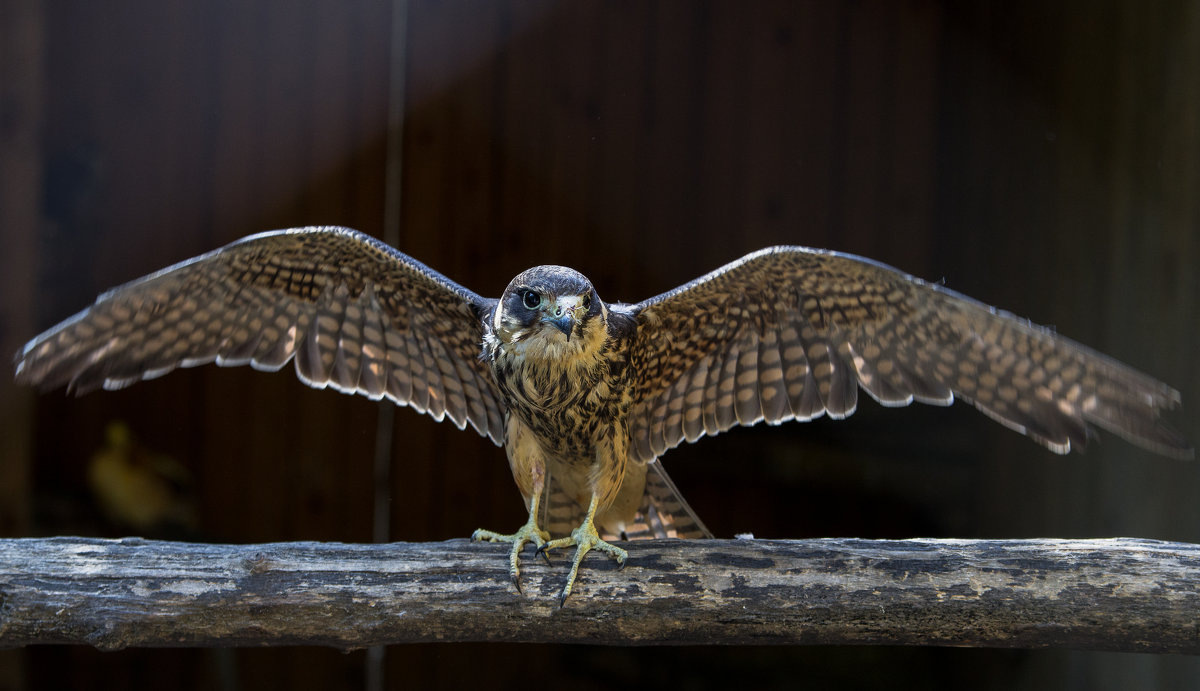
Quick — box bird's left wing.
[625,246,1191,463]
[15,227,506,444]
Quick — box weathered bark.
[1,536,1197,652]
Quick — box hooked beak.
[544,297,587,341]
[549,314,575,340]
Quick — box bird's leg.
[471,483,551,592]
[538,492,628,605]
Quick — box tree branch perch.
[1,536,1197,652]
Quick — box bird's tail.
[542,462,712,540]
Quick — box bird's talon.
[546,508,630,604]
[471,517,550,593]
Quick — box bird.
[87,420,198,536]
[14,226,1192,602]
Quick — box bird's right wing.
[15,227,507,444]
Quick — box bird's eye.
[582,294,592,310]
[522,290,542,310]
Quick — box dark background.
[2,1,1198,689]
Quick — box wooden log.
[1,536,1197,652]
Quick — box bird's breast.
[489,336,632,468]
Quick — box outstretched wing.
[15,226,506,444]
[625,246,1191,462]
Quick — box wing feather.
[733,335,762,426]
[355,284,390,400]
[756,325,790,424]
[701,348,723,435]
[826,337,859,418]
[14,226,506,445]
[627,246,1191,461]
[680,357,709,442]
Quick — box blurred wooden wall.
[2,1,1198,689]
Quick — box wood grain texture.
[2,536,1198,652]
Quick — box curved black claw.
[472,520,550,593]
[544,522,629,605]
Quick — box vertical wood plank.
[0,2,43,688]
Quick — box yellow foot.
[538,521,628,605]
[472,518,550,593]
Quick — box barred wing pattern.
[14,227,506,444]
[627,247,1191,463]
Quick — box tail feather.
[618,461,712,540]
[541,470,584,539]
[541,462,712,541]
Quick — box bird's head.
[492,265,606,358]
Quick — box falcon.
[14,227,1192,602]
